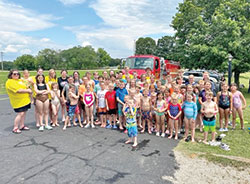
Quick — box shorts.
[107,109,117,115]
[66,102,70,112]
[14,103,31,113]
[126,122,138,138]
[117,103,124,117]
[141,110,150,120]
[98,107,107,115]
[68,104,77,118]
[203,117,216,132]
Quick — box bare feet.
[174,136,178,140]
[168,135,172,139]
[132,143,137,148]
[63,126,66,130]
[79,123,83,128]
[202,140,209,145]
[125,140,131,144]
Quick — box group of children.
[20,68,247,147]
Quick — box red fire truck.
[124,55,180,79]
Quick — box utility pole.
[0,52,3,71]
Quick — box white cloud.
[82,41,91,47]
[58,0,87,5]
[40,38,51,42]
[67,0,182,58]
[0,0,55,32]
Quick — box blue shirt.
[116,88,128,103]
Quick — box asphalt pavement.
[0,94,179,184]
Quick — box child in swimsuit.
[153,92,167,137]
[217,82,232,132]
[123,96,138,148]
[182,93,197,142]
[167,93,182,140]
[140,89,152,134]
[201,91,218,144]
[50,83,60,127]
[83,84,95,128]
[230,83,246,130]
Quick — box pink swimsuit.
[232,91,242,109]
[84,93,93,106]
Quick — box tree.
[36,49,60,70]
[155,36,177,60]
[14,55,36,70]
[172,0,250,85]
[96,48,112,67]
[135,37,156,55]
[2,61,14,70]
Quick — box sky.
[0,0,183,61]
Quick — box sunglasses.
[12,73,20,76]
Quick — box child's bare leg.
[73,114,77,126]
[119,116,123,129]
[168,119,173,139]
[63,117,69,130]
[203,131,208,144]
[161,116,165,134]
[237,108,244,129]
[78,114,83,127]
[100,114,104,127]
[133,136,138,147]
[61,102,66,121]
[147,119,152,134]
[113,114,117,126]
[232,108,237,129]
[89,106,94,125]
[36,100,44,126]
[155,115,160,133]
[141,119,145,132]
[184,117,189,139]
[125,137,131,144]
[191,121,195,142]
[224,109,229,129]
[14,112,22,129]
[211,131,216,142]
[219,108,224,129]
[174,120,178,139]
[43,100,50,127]
[85,106,90,125]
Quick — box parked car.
[183,70,221,92]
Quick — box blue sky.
[0,0,183,61]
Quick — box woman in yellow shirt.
[5,70,32,134]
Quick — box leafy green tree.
[172,0,250,85]
[135,37,156,55]
[14,54,36,70]
[96,48,112,67]
[36,49,60,70]
[2,61,14,70]
[156,36,177,60]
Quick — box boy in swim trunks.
[201,91,218,144]
[140,89,152,134]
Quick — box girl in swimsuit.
[83,84,95,128]
[50,83,60,127]
[230,83,246,129]
[154,93,167,137]
[216,82,232,132]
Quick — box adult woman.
[34,74,52,131]
[6,70,32,133]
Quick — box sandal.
[20,126,29,131]
[12,128,21,134]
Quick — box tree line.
[9,46,120,71]
[135,0,250,85]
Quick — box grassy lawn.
[176,72,250,168]
[0,70,109,94]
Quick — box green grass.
[0,70,109,94]
[176,72,250,168]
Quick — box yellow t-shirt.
[122,74,133,79]
[30,76,37,98]
[45,76,57,99]
[6,79,31,109]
